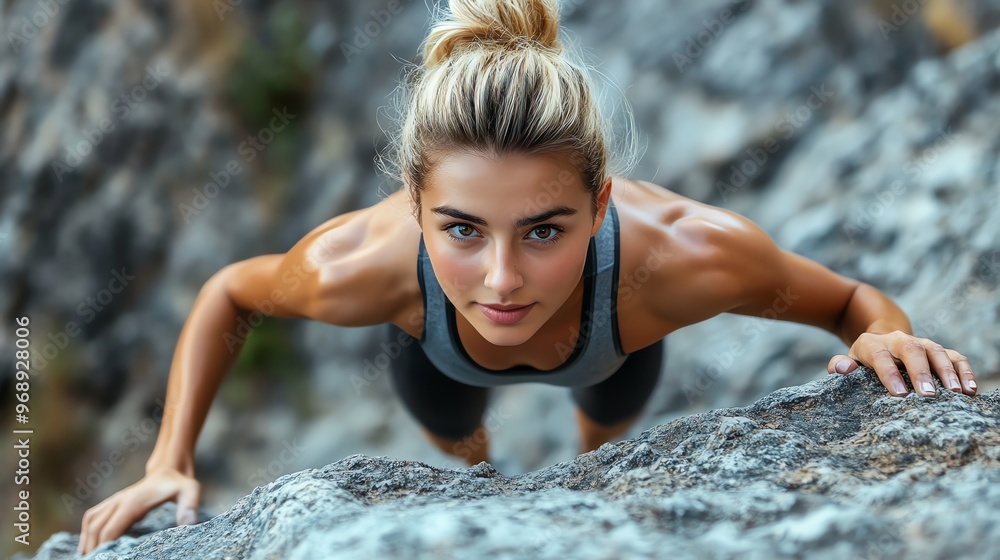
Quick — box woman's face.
[417,150,610,347]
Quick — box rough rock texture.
[20,368,1000,559]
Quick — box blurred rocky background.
[1,0,999,557]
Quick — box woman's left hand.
[827,330,978,397]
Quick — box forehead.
[426,151,585,194]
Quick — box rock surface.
[19,368,1000,559]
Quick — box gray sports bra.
[416,198,627,388]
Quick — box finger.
[79,504,105,555]
[868,346,909,396]
[947,349,978,395]
[97,503,150,553]
[76,503,104,556]
[80,503,108,555]
[827,355,859,375]
[175,479,201,526]
[83,502,118,555]
[920,339,961,392]
[84,483,163,555]
[896,338,936,397]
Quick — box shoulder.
[614,178,785,326]
[248,187,423,327]
[613,177,760,271]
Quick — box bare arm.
[80,255,306,555]
[80,252,347,554]
[144,234,384,472]
[144,260,276,474]
[665,208,977,398]
[80,201,412,555]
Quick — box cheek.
[526,250,585,291]
[431,252,479,295]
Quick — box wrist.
[146,447,195,477]
[864,319,911,336]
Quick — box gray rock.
[20,368,1000,559]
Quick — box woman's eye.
[528,225,563,245]
[446,224,480,241]
[531,226,554,240]
[444,223,563,245]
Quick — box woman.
[77,0,980,554]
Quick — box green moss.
[233,318,297,374]
[227,318,317,418]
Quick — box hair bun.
[423,0,563,67]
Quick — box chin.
[480,329,533,346]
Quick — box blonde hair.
[377,0,638,221]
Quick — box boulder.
[19,368,1000,559]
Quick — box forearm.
[146,270,251,475]
[835,283,913,347]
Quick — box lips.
[481,303,531,311]
[477,302,535,325]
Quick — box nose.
[483,244,523,298]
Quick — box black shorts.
[384,322,665,441]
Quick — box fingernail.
[969,380,977,390]
[892,380,907,395]
[836,359,852,373]
[179,508,197,525]
[920,381,936,395]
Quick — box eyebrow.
[431,205,578,229]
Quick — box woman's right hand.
[77,467,201,556]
